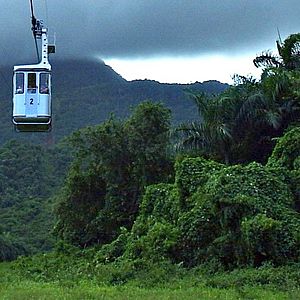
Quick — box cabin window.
[39,73,50,94]
[28,73,37,94]
[15,73,24,94]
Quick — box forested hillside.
[0,59,229,145]
[0,140,71,258]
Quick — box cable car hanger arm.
[30,0,43,62]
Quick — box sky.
[1,0,300,84]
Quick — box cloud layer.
[1,0,300,64]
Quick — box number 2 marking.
[30,98,34,105]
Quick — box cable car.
[12,8,54,132]
[12,62,52,132]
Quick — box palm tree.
[174,82,254,165]
[174,73,298,164]
[175,34,300,164]
[253,33,300,71]
[253,33,300,139]
[174,92,231,163]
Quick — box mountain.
[0,59,229,145]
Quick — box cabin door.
[25,73,38,116]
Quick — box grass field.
[1,282,297,300]
[1,262,300,300]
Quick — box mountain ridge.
[0,58,229,144]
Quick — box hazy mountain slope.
[0,140,71,254]
[0,59,229,144]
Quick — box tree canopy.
[54,101,172,247]
[174,34,300,165]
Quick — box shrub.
[0,235,27,262]
[241,214,285,265]
[93,227,129,264]
[124,216,179,262]
[175,157,223,201]
[115,183,182,262]
[176,193,220,266]
[119,157,299,268]
[267,127,300,170]
[206,263,300,290]
[267,127,300,211]
[139,183,181,223]
[94,149,300,269]
[201,162,299,267]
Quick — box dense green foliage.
[0,235,26,262]
[3,252,299,299]
[176,76,299,164]
[175,156,223,199]
[267,127,300,211]
[0,140,71,259]
[103,148,299,268]
[175,33,300,164]
[54,102,172,247]
[267,126,300,171]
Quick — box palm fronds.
[253,51,282,69]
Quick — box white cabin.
[12,27,52,132]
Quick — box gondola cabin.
[12,62,52,132]
[12,21,54,132]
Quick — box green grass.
[1,281,298,300]
[1,262,300,300]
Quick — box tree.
[175,33,300,164]
[55,101,172,247]
[125,101,172,192]
[253,33,300,71]
[174,92,233,164]
[251,34,300,140]
[174,77,265,164]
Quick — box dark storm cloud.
[1,0,300,63]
